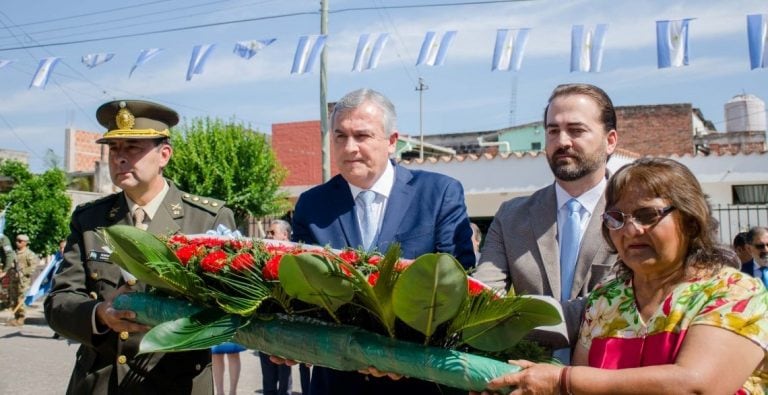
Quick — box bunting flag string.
[291,35,327,74]
[29,57,61,89]
[657,18,692,68]
[8,15,767,87]
[351,33,389,72]
[491,28,529,72]
[571,24,608,72]
[186,44,217,81]
[416,30,457,67]
[747,14,767,70]
[129,48,164,78]
[233,38,276,60]
[82,53,115,69]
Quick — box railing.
[712,204,768,244]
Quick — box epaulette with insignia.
[73,193,120,214]
[181,193,226,214]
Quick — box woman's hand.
[479,360,562,395]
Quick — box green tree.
[165,117,289,227]
[0,160,71,255]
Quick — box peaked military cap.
[95,100,179,143]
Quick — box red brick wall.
[272,121,340,186]
[616,104,694,156]
[71,129,104,173]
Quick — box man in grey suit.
[473,83,619,354]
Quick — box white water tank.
[725,94,766,132]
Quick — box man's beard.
[756,254,768,267]
[547,147,606,182]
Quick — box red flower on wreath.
[263,254,282,280]
[367,272,380,286]
[338,250,359,264]
[231,253,255,271]
[367,255,382,266]
[176,244,201,265]
[201,250,228,273]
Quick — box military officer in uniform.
[44,99,236,394]
[6,234,40,325]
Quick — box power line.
[0,0,528,52]
[8,0,175,27]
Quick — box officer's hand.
[95,285,149,333]
[357,366,403,380]
[268,355,312,368]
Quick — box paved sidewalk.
[0,303,304,394]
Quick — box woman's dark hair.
[603,157,737,277]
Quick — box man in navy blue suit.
[741,226,768,286]
[291,88,475,394]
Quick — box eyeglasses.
[754,243,768,250]
[602,206,675,230]
[15,239,25,243]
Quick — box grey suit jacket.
[473,183,617,346]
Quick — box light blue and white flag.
[747,14,768,70]
[416,30,457,67]
[233,38,276,60]
[186,44,216,81]
[352,33,389,72]
[492,28,530,72]
[129,48,164,78]
[291,35,327,74]
[657,19,692,68]
[571,24,608,72]
[29,57,61,89]
[81,53,115,69]
[0,59,13,70]
[24,254,63,306]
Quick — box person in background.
[211,341,246,395]
[470,222,482,265]
[473,83,619,360]
[290,88,475,395]
[0,234,16,312]
[44,99,236,394]
[260,219,301,395]
[6,234,39,326]
[734,232,753,266]
[476,158,768,395]
[742,226,768,286]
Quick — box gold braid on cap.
[116,101,135,130]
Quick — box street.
[0,303,304,394]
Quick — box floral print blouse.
[579,267,768,394]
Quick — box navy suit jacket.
[292,164,474,395]
[292,165,475,268]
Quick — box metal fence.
[712,204,768,244]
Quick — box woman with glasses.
[474,158,768,394]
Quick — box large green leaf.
[139,308,241,354]
[461,297,562,352]
[392,253,467,338]
[205,270,271,316]
[101,225,186,292]
[278,253,354,319]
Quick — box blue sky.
[0,0,766,172]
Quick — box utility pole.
[320,0,330,181]
[415,77,428,160]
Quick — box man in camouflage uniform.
[5,234,40,325]
[0,234,16,310]
[45,100,236,395]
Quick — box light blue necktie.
[357,190,377,250]
[560,199,582,301]
[760,267,768,288]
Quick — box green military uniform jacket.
[44,181,236,395]
[15,248,40,291]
